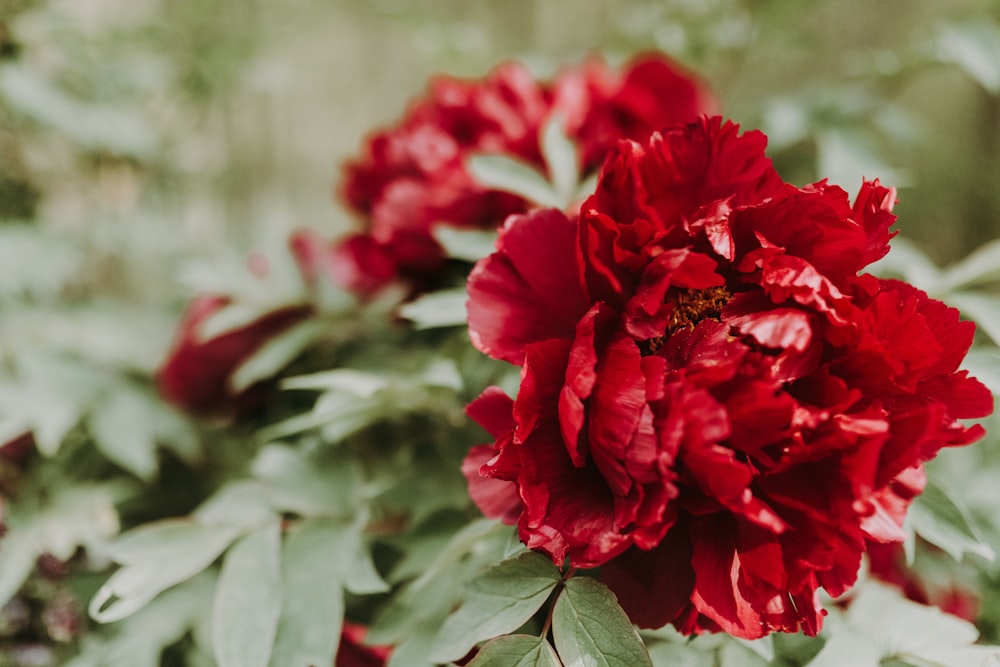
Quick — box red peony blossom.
[157,294,312,417]
[336,622,392,667]
[337,54,716,294]
[462,116,993,639]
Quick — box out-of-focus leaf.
[0,63,155,156]
[467,154,562,208]
[66,575,214,667]
[433,227,499,262]
[468,635,562,667]
[541,114,580,204]
[281,369,387,395]
[869,236,941,292]
[399,288,469,330]
[88,391,160,480]
[192,481,276,529]
[948,292,1000,346]
[647,642,713,667]
[213,523,283,667]
[269,519,345,667]
[552,576,652,667]
[228,319,324,393]
[431,551,561,664]
[816,128,907,193]
[92,520,242,623]
[937,21,1000,93]
[0,225,85,300]
[909,480,995,562]
[938,239,1000,291]
[251,444,359,516]
[962,348,1000,395]
[0,527,42,607]
[806,582,1000,667]
[256,391,384,443]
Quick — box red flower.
[463,116,992,638]
[336,623,392,667]
[157,294,312,417]
[337,54,716,294]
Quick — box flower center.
[638,285,731,355]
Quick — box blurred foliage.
[2,0,1000,665]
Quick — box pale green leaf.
[468,634,562,667]
[431,551,561,663]
[647,642,713,667]
[229,319,325,393]
[816,128,907,193]
[552,577,652,667]
[269,519,345,667]
[939,238,1000,291]
[399,288,469,330]
[541,114,581,204]
[88,391,160,480]
[92,522,242,623]
[281,369,388,395]
[948,292,1000,346]
[0,528,41,606]
[937,21,1000,93]
[251,445,359,517]
[213,523,283,667]
[192,481,277,529]
[343,537,390,595]
[869,236,941,292]
[66,575,214,667]
[962,347,1000,395]
[433,227,499,262]
[197,302,282,342]
[909,480,994,562]
[807,582,1000,667]
[467,154,562,208]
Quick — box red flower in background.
[157,294,312,417]
[867,541,980,622]
[336,53,716,294]
[463,116,993,639]
[336,623,392,667]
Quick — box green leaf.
[909,480,995,562]
[92,521,242,623]
[646,642,713,667]
[66,575,214,667]
[937,21,1000,93]
[251,445,359,517]
[431,551,562,664]
[229,319,325,393]
[433,227,499,262]
[468,634,563,667]
[213,523,283,667]
[467,154,562,208]
[816,128,906,194]
[540,114,581,204]
[947,292,1000,346]
[0,527,41,606]
[398,288,469,330]
[88,391,160,480]
[552,577,652,667]
[962,347,1000,395]
[269,519,345,667]
[938,238,1000,291]
[869,237,942,291]
[192,481,277,529]
[807,582,1000,667]
[281,369,388,395]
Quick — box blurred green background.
[2,0,1000,269]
